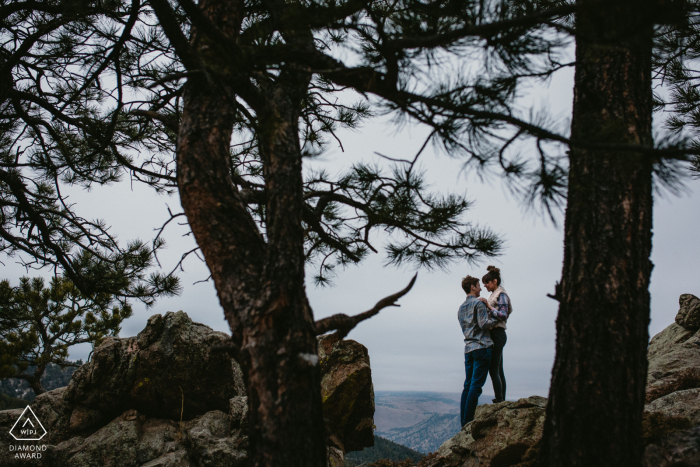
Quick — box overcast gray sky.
[5,61,700,402]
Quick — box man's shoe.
[492,398,504,403]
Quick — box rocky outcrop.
[642,293,700,466]
[319,336,375,455]
[646,295,700,404]
[63,311,246,422]
[641,424,700,467]
[646,293,700,405]
[45,407,248,467]
[420,397,545,467]
[674,294,700,331]
[0,311,374,467]
[645,389,700,425]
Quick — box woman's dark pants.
[489,327,507,402]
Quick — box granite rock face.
[319,335,375,454]
[646,294,700,404]
[44,407,248,467]
[0,312,374,467]
[645,388,700,425]
[642,424,700,467]
[422,397,546,467]
[63,311,246,421]
[642,293,700,467]
[646,323,695,362]
[674,294,700,331]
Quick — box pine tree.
[0,0,179,302]
[0,276,131,395]
[654,0,700,178]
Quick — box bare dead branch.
[314,273,417,343]
[547,282,562,302]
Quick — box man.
[459,275,499,427]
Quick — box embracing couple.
[458,266,513,427]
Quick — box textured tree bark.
[22,363,46,396]
[174,0,326,466]
[538,1,654,465]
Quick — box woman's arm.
[491,294,509,320]
[478,296,508,321]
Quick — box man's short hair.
[461,275,479,294]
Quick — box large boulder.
[47,410,185,467]
[646,294,700,403]
[641,294,700,467]
[0,311,375,467]
[318,336,375,455]
[32,387,73,443]
[422,397,546,467]
[647,323,694,362]
[675,294,700,331]
[63,311,246,421]
[645,388,700,425]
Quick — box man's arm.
[476,301,498,330]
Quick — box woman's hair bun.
[486,265,500,275]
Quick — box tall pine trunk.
[177,65,327,467]
[538,1,654,465]
[173,0,327,466]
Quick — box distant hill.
[378,413,461,454]
[0,361,82,401]
[345,435,424,466]
[374,391,495,453]
[0,393,26,410]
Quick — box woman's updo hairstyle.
[482,265,502,286]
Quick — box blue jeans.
[489,328,507,402]
[460,347,492,427]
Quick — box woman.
[479,266,512,403]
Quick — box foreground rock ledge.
[421,396,546,467]
[0,311,375,467]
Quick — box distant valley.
[373,391,495,453]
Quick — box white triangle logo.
[9,406,47,441]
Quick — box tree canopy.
[654,0,700,179]
[0,0,582,290]
[0,0,180,301]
